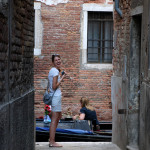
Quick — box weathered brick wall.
[113,0,131,76]
[113,0,143,75]
[34,0,113,121]
[113,0,150,150]
[112,1,131,149]
[0,0,34,150]
[10,0,34,100]
[0,0,9,103]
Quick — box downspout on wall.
[114,0,123,18]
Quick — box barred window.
[87,12,113,63]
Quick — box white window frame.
[34,2,43,56]
[80,3,113,70]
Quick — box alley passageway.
[36,142,121,150]
[1,0,150,150]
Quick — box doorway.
[128,15,142,148]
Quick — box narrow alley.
[0,0,150,150]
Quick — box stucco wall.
[139,0,150,149]
[131,0,143,9]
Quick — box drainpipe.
[114,0,123,18]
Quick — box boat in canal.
[36,119,112,142]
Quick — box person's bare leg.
[56,112,62,125]
[49,111,62,147]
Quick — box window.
[81,3,113,70]
[87,12,113,63]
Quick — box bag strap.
[47,79,57,97]
[46,80,49,91]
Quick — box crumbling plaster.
[34,2,43,56]
[36,0,69,6]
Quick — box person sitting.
[73,97,100,131]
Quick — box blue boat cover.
[36,127,93,135]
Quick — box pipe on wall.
[114,0,123,18]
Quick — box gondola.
[36,119,112,142]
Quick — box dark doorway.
[128,15,142,147]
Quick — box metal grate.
[87,11,113,63]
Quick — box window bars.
[87,11,113,63]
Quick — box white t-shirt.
[48,67,61,96]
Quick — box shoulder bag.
[43,80,56,105]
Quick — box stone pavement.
[36,142,121,150]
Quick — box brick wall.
[0,1,9,103]
[112,1,132,149]
[113,0,131,76]
[34,0,113,121]
[0,0,34,149]
[112,0,150,150]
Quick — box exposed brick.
[34,0,113,121]
[0,0,34,149]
